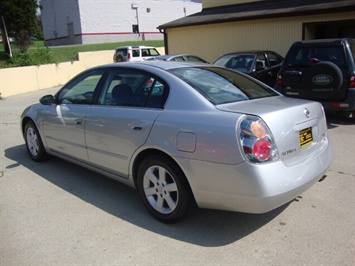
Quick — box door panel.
[84,68,169,177]
[84,106,161,177]
[43,104,90,161]
[42,68,106,162]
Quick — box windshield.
[214,54,255,72]
[169,67,278,105]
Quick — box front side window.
[148,48,160,56]
[169,67,278,105]
[98,69,169,108]
[57,69,106,104]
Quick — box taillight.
[253,139,272,161]
[238,116,279,163]
[349,75,355,88]
[277,74,283,85]
[127,53,131,59]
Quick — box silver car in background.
[21,61,333,223]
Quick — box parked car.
[113,46,160,62]
[21,61,333,223]
[213,51,284,87]
[146,54,208,63]
[274,38,355,121]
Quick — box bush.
[9,47,56,67]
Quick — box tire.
[352,112,355,123]
[137,155,192,223]
[304,61,343,100]
[24,121,48,162]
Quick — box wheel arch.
[22,116,47,150]
[131,148,196,202]
[21,117,34,137]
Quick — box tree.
[0,0,39,53]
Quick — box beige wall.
[203,0,262,9]
[0,47,165,98]
[165,11,355,63]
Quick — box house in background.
[158,0,355,62]
[39,0,202,46]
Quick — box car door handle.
[75,120,82,125]
[132,122,146,131]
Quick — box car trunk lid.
[217,96,328,165]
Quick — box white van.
[113,46,160,62]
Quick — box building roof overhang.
[158,0,355,30]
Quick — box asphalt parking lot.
[1,87,354,266]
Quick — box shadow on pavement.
[326,113,354,129]
[5,144,289,247]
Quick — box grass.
[0,40,164,68]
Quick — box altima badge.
[304,108,310,118]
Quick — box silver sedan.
[21,61,333,223]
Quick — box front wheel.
[24,120,48,162]
[137,155,193,223]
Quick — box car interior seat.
[111,84,140,106]
[256,61,265,70]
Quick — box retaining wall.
[0,47,165,98]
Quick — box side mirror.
[40,95,55,105]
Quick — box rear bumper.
[180,136,333,214]
[320,88,355,112]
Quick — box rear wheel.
[24,121,48,162]
[137,155,192,223]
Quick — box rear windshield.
[286,46,346,69]
[168,67,278,105]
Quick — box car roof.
[219,50,278,56]
[97,61,210,71]
[154,54,194,58]
[150,54,205,60]
[293,38,354,45]
[115,46,156,50]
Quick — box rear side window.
[186,56,205,63]
[267,53,282,67]
[172,56,185,62]
[132,49,140,57]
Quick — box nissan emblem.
[304,108,311,118]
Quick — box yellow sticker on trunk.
[300,127,313,148]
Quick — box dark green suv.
[275,38,355,121]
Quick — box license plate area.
[299,127,313,148]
